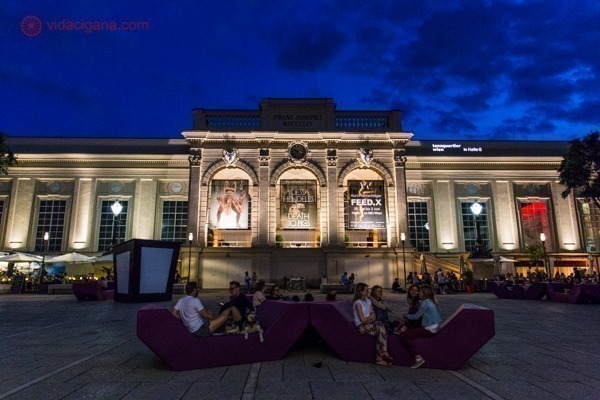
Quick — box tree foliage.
[0,132,17,175]
[558,131,600,209]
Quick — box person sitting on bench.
[172,282,240,337]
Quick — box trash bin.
[321,275,327,285]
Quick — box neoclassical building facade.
[3,98,598,287]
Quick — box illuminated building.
[4,99,597,287]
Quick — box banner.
[347,180,386,229]
[209,180,250,229]
[279,180,317,229]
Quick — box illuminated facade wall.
[2,99,596,287]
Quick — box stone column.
[326,149,340,246]
[187,151,202,246]
[257,150,271,246]
[394,149,408,245]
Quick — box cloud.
[276,27,350,72]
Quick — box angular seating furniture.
[136,300,310,371]
[72,280,114,301]
[310,301,494,370]
[487,281,546,300]
[545,283,600,304]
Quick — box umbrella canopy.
[91,253,114,262]
[0,252,43,263]
[47,252,94,263]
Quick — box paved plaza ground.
[1,289,599,400]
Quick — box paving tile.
[171,367,227,382]
[121,382,192,399]
[61,382,138,399]
[254,381,312,400]
[182,381,245,400]
[3,382,83,400]
[479,381,567,400]
[283,364,334,381]
[310,381,370,400]
[530,381,600,400]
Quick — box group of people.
[172,277,442,369]
[352,282,441,368]
[500,267,599,286]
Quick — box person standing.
[244,271,252,291]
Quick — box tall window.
[579,200,600,252]
[461,201,490,253]
[519,200,552,250]
[98,200,129,252]
[161,200,188,242]
[35,200,66,252]
[408,200,430,251]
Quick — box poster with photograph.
[209,180,250,229]
[279,180,318,229]
[347,180,386,229]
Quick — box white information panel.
[139,247,173,293]
[116,251,130,294]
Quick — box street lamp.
[470,201,484,258]
[188,232,193,282]
[540,233,548,276]
[110,200,123,251]
[40,232,49,283]
[401,232,407,289]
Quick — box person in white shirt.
[172,282,239,336]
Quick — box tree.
[0,132,17,175]
[558,131,600,209]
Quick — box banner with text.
[347,180,386,229]
[279,180,318,229]
[209,180,250,229]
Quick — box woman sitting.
[252,280,266,308]
[369,285,397,332]
[353,283,393,367]
[399,284,442,368]
[399,284,422,331]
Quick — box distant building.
[3,98,597,287]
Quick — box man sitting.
[172,282,239,336]
[266,285,284,300]
[219,281,254,325]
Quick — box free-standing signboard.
[347,180,386,230]
[113,239,181,303]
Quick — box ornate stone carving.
[357,148,373,166]
[258,155,270,166]
[394,149,407,167]
[222,148,238,166]
[188,152,202,166]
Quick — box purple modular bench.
[72,280,114,301]
[136,300,310,371]
[545,283,600,304]
[487,281,546,300]
[310,301,495,370]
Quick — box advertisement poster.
[209,180,250,229]
[279,180,317,229]
[347,180,386,229]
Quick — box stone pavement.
[1,289,599,400]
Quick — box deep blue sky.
[2,1,599,141]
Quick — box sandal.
[382,353,394,362]
[375,359,392,367]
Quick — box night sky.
[2,1,599,141]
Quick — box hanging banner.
[348,180,386,229]
[279,180,317,229]
[209,180,250,229]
